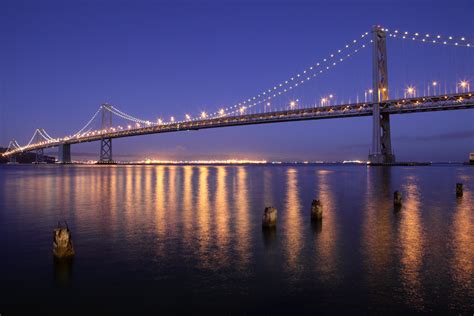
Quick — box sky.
[1,0,473,162]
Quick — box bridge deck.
[4,93,473,156]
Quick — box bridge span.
[3,92,473,163]
[3,25,474,164]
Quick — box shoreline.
[1,161,472,166]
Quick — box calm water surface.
[0,164,473,314]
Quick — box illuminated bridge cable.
[385,28,474,48]
[200,31,372,120]
[40,129,55,141]
[217,41,371,118]
[108,106,150,124]
[108,108,149,125]
[5,141,17,153]
[72,106,102,137]
[16,129,41,150]
[37,129,54,141]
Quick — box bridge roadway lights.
[57,144,72,164]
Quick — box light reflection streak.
[363,167,394,304]
[144,166,152,218]
[235,166,251,269]
[197,166,211,267]
[451,184,473,300]
[313,169,338,284]
[167,166,178,232]
[214,166,230,266]
[399,176,425,310]
[182,166,194,244]
[284,168,303,275]
[263,167,274,206]
[124,166,134,232]
[155,166,166,254]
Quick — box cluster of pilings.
[262,199,324,229]
[263,183,465,228]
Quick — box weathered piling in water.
[456,183,463,197]
[311,199,323,221]
[394,191,402,206]
[262,207,277,228]
[53,224,75,258]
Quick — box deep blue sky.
[1,0,473,161]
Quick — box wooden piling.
[456,183,463,197]
[311,199,323,221]
[394,191,402,206]
[262,207,277,228]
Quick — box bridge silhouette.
[3,26,473,164]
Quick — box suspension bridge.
[3,26,473,164]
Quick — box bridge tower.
[369,25,395,164]
[35,131,45,163]
[99,103,113,163]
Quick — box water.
[0,164,472,315]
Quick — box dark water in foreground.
[0,164,473,315]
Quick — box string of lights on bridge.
[383,28,473,48]
[4,26,473,155]
[202,31,372,120]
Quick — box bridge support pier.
[368,25,395,164]
[58,144,72,164]
[369,112,395,164]
[35,148,44,163]
[8,155,17,164]
[99,138,113,163]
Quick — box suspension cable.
[72,106,102,137]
